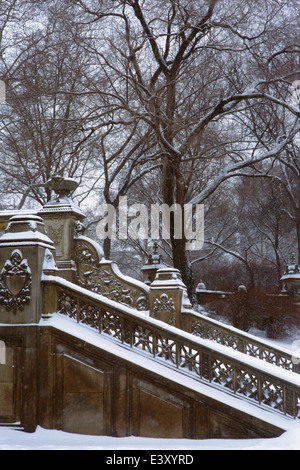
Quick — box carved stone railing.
[73,233,149,311]
[42,275,300,420]
[182,310,300,375]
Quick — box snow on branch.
[188,125,300,205]
[181,90,300,156]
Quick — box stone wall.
[0,321,285,439]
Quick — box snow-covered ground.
[0,424,299,450]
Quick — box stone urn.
[48,176,79,201]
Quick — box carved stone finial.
[284,253,300,275]
[141,242,167,285]
[47,176,79,202]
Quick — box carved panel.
[57,291,78,320]
[74,236,149,311]
[48,223,64,246]
[56,354,109,435]
[131,379,190,438]
[152,293,175,325]
[261,380,284,412]
[209,409,264,439]
[47,220,65,258]
[0,250,32,313]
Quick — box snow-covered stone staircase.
[42,274,300,429]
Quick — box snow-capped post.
[0,214,55,324]
[149,267,192,328]
[38,176,85,282]
[141,242,167,285]
[281,255,300,301]
[0,214,56,433]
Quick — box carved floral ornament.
[153,293,176,325]
[73,236,149,311]
[0,249,32,313]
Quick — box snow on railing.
[73,234,149,311]
[185,310,300,375]
[42,275,300,420]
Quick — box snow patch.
[0,424,299,450]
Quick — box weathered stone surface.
[0,215,54,324]
[149,267,192,328]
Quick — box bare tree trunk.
[103,237,111,260]
[162,155,197,304]
[296,216,300,265]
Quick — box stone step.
[0,422,22,429]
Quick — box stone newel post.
[38,177,85,282]
[0,214,56,432]
[280,255,300,300]
[0,214,55,324]
[149,268,192,328]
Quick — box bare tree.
[68,0,299,302]
[0,2,97,207]
[0,0,299,302]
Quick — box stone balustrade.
[0,178,299,435]
[42,274,300,420]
